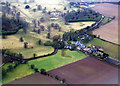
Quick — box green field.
[87,38,119,59]
[28,49,88,71]
[2,49,88,84]
[2,64,34,84]
[2,63,16,70]
[101,17,111,24]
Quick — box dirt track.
[48,56,118,84]
[92,3,119,44]
[8,73,61,84]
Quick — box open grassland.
[28,49,88,71]
[87,38,119,59]
[2,64,35,84]
[68,22,95,30]
[1,30,54,59]
[11,2,95,33]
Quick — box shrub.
[55,75,59,80]
[31,64,35,69]
[40,69,47,75]
[34,68,39,72]
[44,41,53,46]
[62,79,66,83]
[25,5,30,9]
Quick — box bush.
[31,64,35,69]
[40,69,47,75]
[62,79,66,83]
[25,5,30,9]
[55,75,59,80]
[2,68,7,76]
[34,68,39,72]
[8,65,13,71]
[44,41,53,46]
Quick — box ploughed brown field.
[48,56,118,84]
[8,73,61,84]
[92,3,119,44]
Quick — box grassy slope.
[87,38,119,59]
[28,50,88,71]
[2,64,35,84]
[2,30,54,59]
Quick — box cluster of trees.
[2,49,24,64]
[69,2,81,8]
[2,4,29,35]
[44,36,65,49]
[32,18,45,28]
[51,23,62,32]
[2,49,23,77]
[25,4,47,14]
[32,29,41,34]
[2,62,20,77]
[63,27,96,43]
[64,8,100,22]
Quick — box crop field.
[8,73,61,84]
[92,3,119,44]
[87,38,119,59]
[48,56,118,84]
[28,50,88,71]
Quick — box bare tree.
[33,19,37,28]
[38,21,40,26]
[40,25,45,31]
[47,25,51,32]
[37,5,42,10]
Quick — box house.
[64,46,72,49]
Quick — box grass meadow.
[28,49,88,72]
[87,38,119,59]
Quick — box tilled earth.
[48,56,118,84]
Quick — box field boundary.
[24,48,58,61]
[97,37,120,46]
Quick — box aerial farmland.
[0,0,119,85]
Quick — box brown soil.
[92,3,119,44]
[8,73,61,84]
[48,56,118,84]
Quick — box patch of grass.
[2,63,16,70]
[102,17,110,24]
[87,38,119,58]
[28,49,88,71]
[2,64,35,84]
[10,45,54,59]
